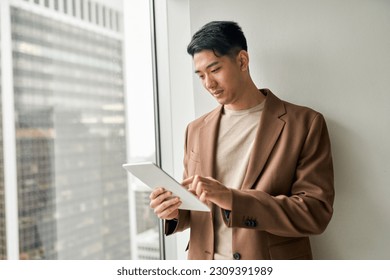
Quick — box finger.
[195,181,208,197]
[154,196,180,211]
[188,188,196,195]
[154,197,181,218]
[199,190,208,203]
[181,176,194,187]
[149,191,173,209]
[157,201,181,220]
[190,175,203,193]
[149,187,166,199]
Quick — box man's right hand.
[149,187,181,220]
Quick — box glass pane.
[1,0,161,260]
[12,6,129,259]
[123,0,161,260]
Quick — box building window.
[115,11,119,32]
[108,8,113,30]
[72,0,76,17]
[102,6,106,28]
[63,0,68,14]
[88,1,92,23]
[1,0,161,260]
[80,0,84,20]
[54,0,59,11]
[95,3,99,25]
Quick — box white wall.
[158,0,390,259]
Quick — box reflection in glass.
[12,7,129,260]
[0,0,160,260]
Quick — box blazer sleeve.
[165,209,190,235]
[225,113,334,237]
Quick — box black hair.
[187,21,247,58]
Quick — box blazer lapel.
[241,90,287,189]
[198,106,223,178]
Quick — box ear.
[237,50,249,71]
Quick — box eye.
[211,67,221,73]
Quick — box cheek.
[213,75,227,88]
[220,77,236,91]
[219,70,237,86]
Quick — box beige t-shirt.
[213,101,264,260]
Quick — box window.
[63,0,68,14]
[0,0,160,260]
[72,0,76,17]
[95,2,99,25]
[88,1,92,23]
[80,0,84,20]
[0,30,6,259]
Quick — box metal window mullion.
[149,0,165,260]
[1,0,20,260]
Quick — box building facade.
[0,0,160,260]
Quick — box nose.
[204,75,217,90]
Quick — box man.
[150,21,334,260]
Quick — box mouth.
[212,89,223,97]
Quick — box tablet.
[122,162,210,212]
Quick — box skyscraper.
[0,0,159,260]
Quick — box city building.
[0,0,160,260]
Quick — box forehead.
[193,50,226,72]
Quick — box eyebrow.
[194,61,220,74]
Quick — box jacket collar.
[241,89,286,189]
[198,89,286,189]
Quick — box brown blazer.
[165,89,334,260]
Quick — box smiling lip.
[212,90,223,97]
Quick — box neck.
[225,81,265,111]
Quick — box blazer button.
[245,219,257,227]
[233,252,241,260]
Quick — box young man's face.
[193,50,246,110]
